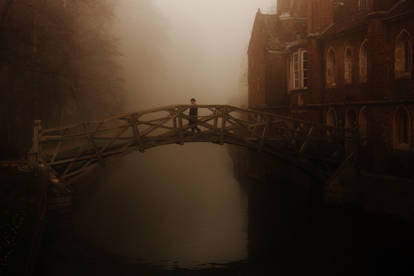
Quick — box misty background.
[113,0,276,110]
[69,0,278,268]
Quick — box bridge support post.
[129,114,144,152]
[258,118,270,152]
[29,120,42,168]
[178,112,184,145]
[220,107,226,145]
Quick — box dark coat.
[189,106,198,122]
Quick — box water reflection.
[73,143,248,269]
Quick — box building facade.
[248,0,414,218]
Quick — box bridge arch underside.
[36,105,354,190]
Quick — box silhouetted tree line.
[0,0,124,157]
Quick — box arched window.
[359,40,368,83]
[393,107,411,150]
[326,108,337,136]
[345,109,357,139]
[359,107,368,145]
[326,48,336,87]
[395,30,412,79]
[344,47,353,84]
[327,109,337,127]
[345,110,357,130]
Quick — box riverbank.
[0,166,47,276]
[229,146,414,275]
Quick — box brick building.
[248,0,414,218]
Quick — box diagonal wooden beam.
[37,105,358,184]
[130,114,144,152]
[139,116,173,137]
[86,122,105,166]
[220,107,226,145]
[50,128,66,164]
[178,112,184,145]
[258,118,271,152]
[98,125,130,155]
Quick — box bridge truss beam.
[32,105,358,190]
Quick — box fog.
[113,0,276,109]
[73,0,276,269]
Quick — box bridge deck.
[30,105,358,190]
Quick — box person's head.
[191,98,196,104]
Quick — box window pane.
[360,42,368,82]
[395,32,411,77]
[293,53,299,88]
[327,49,336,86]
[302,51,308,88]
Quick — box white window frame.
[289,49,309,91]
[293,52,300,89]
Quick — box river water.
[73,143,247,269]
[34,144,414,276]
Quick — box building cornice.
[267,49,287,55]
[317,0,409,39]
[256,99,414,110]
[286,39,308,50]
[278,15,307,22]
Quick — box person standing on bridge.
[189,98,201,133]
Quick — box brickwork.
[248,0,414,219]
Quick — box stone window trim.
[359,39,368,84]
[289,48,309,92]
[395,29,412,79]
[325,47,337,88]
[344,46,353,85]
[393,106,411,151]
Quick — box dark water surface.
[34,144,414,275]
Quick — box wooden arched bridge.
[29,105,358,191]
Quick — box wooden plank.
[213,110,218,131]
[36,104,363,185]
[41,125,129,141]
[87,136,104,166]
[258,118,270,152]
[85,122,105,166]
[173,114,178,130]
[220,108,226,145]
[50,129,64,164]
[140,116,172,137]
[130,115,144,152]
[98,125,130,155]
[137,121,176,131]
[178,112,184,145]
[61,146,86,178]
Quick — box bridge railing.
[32,105,358,187]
